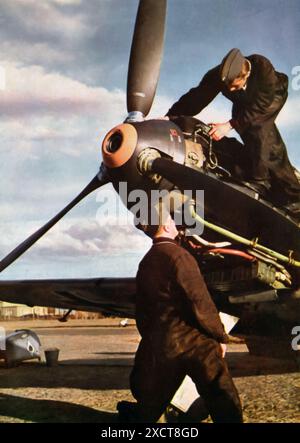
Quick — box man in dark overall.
[166,48,300,218]
[118,215,243,423]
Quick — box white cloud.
[0,60,175,169]
[0,177,96,218]
[5,0,90,39]
[0,41,74,66]
[195,101,232,124]
[51,0,81,5]
[277,95,300,128]
[0,60,172,122]
[0,216,151,260]
[147,94,175,120]
[0,61,125,118]
[0,60,128,169]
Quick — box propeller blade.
[0,166,110,273]
[127,0,167,119]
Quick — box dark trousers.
[130,337,243,423]
[232,92,300,204]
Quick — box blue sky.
[0,0,299,280]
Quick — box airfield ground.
[0,318,299,423]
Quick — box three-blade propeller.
[0,0,167,273]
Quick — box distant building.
[0,302,103,320]
[0,302,61,319]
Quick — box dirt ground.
[0,318,299,423]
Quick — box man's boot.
[117,401,139,423]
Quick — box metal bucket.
[44,348,59,367]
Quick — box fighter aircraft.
[0,0,299,358]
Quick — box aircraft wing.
[0,278,136,318]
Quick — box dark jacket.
[167,54,288,135]
[136,237,228,359]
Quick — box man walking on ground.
[118,214,243,423]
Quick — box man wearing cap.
[118,214,243,423]
[166,49,300,217]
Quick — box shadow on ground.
[0,364,131,390]
[226,352,299,376]
[0,351,298,395]
[0,393,118,423]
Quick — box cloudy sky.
[0,0,299,280]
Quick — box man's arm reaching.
[166,66,222,118]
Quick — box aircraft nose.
[102,124,138,168]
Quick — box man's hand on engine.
[209,121,232,141]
